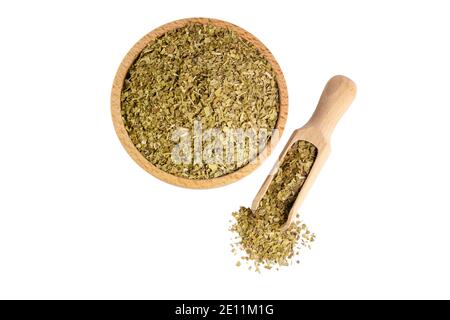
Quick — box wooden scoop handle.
[305,75,357,139]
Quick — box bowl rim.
[111,17,288,189]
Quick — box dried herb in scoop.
[230,140,317,271]
[121,23,280,179]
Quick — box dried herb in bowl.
[120,23,280,180]
[230,140,317,271]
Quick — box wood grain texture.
[111,18,288,189]
[251,75,356,229]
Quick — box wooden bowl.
[111,18,288,189]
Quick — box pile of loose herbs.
[230,140,317,271]
[121,23,280,179]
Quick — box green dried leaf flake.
[230,140,318,270]
[121,23,280,179]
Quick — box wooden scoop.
[251,75,357,231]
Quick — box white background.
[0,0,449,299]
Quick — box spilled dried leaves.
[121,23,280,179]
[230,140,318,271]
